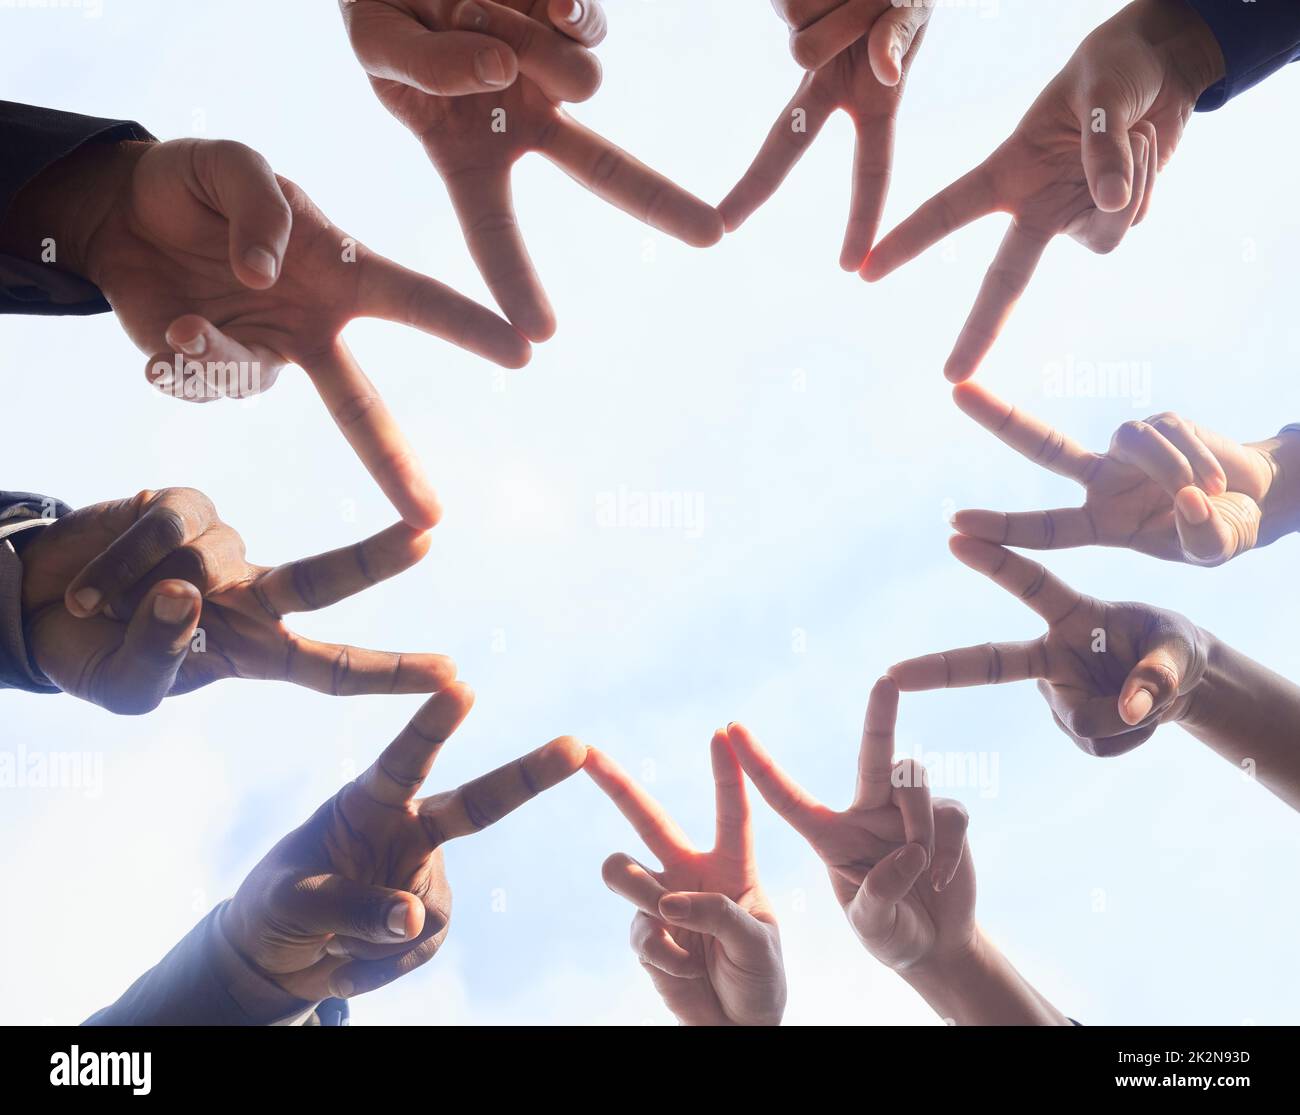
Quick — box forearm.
[1180,632,1300,812]
[900,929,1071,1026]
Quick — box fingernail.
[1125,689,1154,724]
[72,588,102,615]
[564,0,584,22]
[474,48,507,86]
[153,592,193,624]
[166,327,206,357]
[931,869,946,893]
[1096,172,1129,211]
[331,977,354,998]
[387,903,411,939]
[242,246,278,282]
[897,842,927,875]
[659,894,691,920]
[457,1,488,31]
[324,938,349,958]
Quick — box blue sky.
[2,0,1298,1025]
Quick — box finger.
[948,535,1084,624]
[864,0,930,86]
[420,735,587,844]
[1079,88,1136,212]
[930,798,969,892]
[547,0,608,49]
[281,636,457,697]
[1073,128,1148,252]
[840,111,896,271]
[327,930,447,999]
[789,0,876,71]
[1132,121,1158,226]
[632,913,703,979]
[657,892,775,967]
[356,251,532,367]
[1046,686,1143,747]
[269,873,425,945]
[846,842,928,942]
[91,581,202,715]
[361,682,475,806]
[252,522,433,619]
[192,140,293,289]
[1108,419,1197,498]
[1174,487,1261,567]
[346,3,519,95]
[1118,642,1190,727]
[951,507,1099,551]
[584,747,694,862]
[1144,413,1227,495]
[66,489,216,618]
[717,76,835,233]
[889,759,933,859]
[541,116,724,248]
[861,162,997,281]
[888,639,1045,691]
[853,675,898,810]
[710,729,752,860]
[601,851,670,917]
[725,722,828,842]
[944,221,1050,382]
[441,166,555,343]
[452,0,601,103]
[303,340,441,530]
[951,382,1099,484]
[149,318,282,402]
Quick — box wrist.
[1176,628,1230,734]
[1133,0,1226,98]
[1250,429,1300,544]
[0,138,150,282]
[897,927,984,1021]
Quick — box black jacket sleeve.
[0,491,70,693]
[0,100,152,315]
[1186,0,1300,110]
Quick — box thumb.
[657,892,773,965]
[1118,640,1188,726]
[1174,486,1261,567]
[846,842,928,944]
[192,140,293,290]
[1078,85,1137,212]
[866,5,929,87]
[94,580,202,715]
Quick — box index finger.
[725,722,829,843]
[541,116,724,248]
[949,535,1084,625]
[584,747,695,863]
[304,340,441,531]
[361,682,476,806]
[853,676,898,810]
[420,735,588,845]
[952,382,1099,484]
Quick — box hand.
[889,536,1211,757]
[222,682,586,1002]
[726,679,975,972]
[19,487,454,715]
[950,382,1286,567]
[863,0,1225,380]
[585,734,786,1025]
[54,136,530,529]
[721,0,933,270]
[342,0,722,340]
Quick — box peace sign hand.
[722,0,934,270]
[950,383,1286,567]
[222,682,586,1002]
[585,735,786,1025]
[727,679,974,972]
[20,487,455,714]
[889,537,1211,757]
[344,0,722,341]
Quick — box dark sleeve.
[0,100,153,316]
[1185,0,1300,110]
[0,491,70,693]
[84,902,331,1027]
